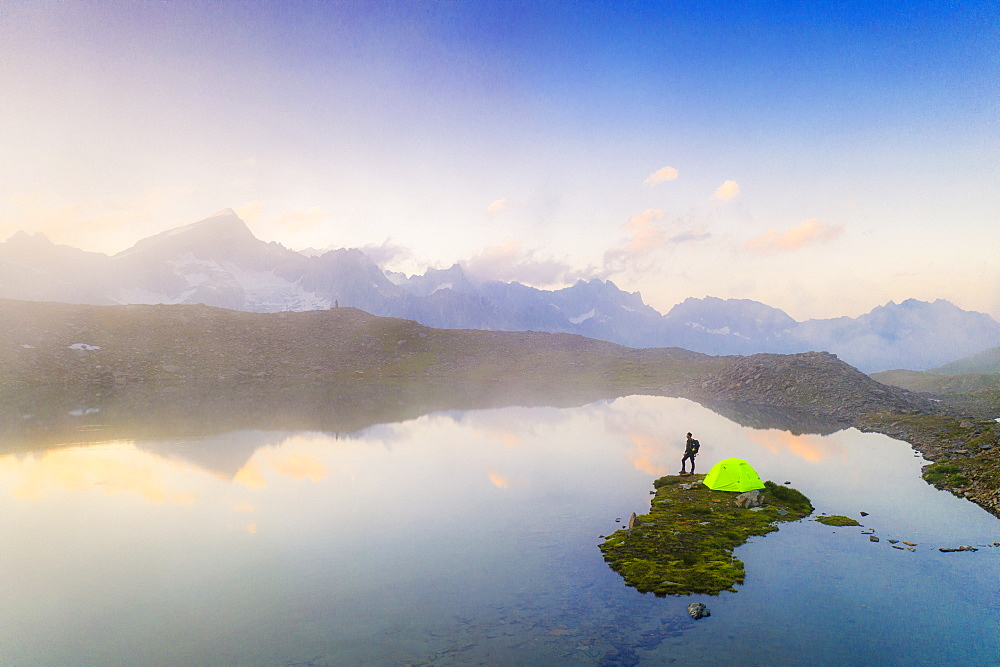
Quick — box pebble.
[869,535,880,542]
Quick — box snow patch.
[222,261,330,311]
[569,308,597,325]
[113,254,330,311]
[69,343,101,351]
[684,322,750,340]
[68,408,100,417]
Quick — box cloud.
[486,198,512,216]
[359,238,411,266]
[488,470,511,489]
[745,218,845,254]
[602,209,669,274]
[623,209,668,253]
[668,230,712,244]
[744,429,845,463]
[712,180,740,201]
[626,432,672,476]
[271,207,329,232]
[600,209,713,278]
[4,187,196,252]
[234,200,266,225]
[267,452,329,483]
[0,447,200,505]
[461,239,586,286]
[643,165,679,186]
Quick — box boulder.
[734,489,764,508]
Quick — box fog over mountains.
[2,209,998,373]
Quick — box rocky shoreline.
[684,351,1000,519]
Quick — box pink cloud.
[642,165,679,186]
[745,218,845,254]
[711,180,740,201]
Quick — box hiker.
[680,432,700,475]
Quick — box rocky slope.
[688,351,941,422]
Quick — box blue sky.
[1,1,997,319]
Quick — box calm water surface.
[1,395,998,665]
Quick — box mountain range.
[2,209,998,373]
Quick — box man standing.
[680,432,700,475]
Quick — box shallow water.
[0,395,997,665]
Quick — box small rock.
[902,541,917,546]
[907,547,916,552]
[869,535,880,542]
[888,539,899,544]
[860,511,869,517]
[687,602,710,620]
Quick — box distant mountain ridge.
[2,209,999,372]
[930,345,1000,375]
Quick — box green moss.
[762,480,812,511]
[923,462,970,489]
[600,475,813,597]
[815,515,862,527]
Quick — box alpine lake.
[2,393,999,665]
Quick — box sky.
[1,0,997,321]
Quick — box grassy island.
[815,515,862,527]
[600,476,813,596]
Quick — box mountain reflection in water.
[0,393,998,665]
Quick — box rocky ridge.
[688,351,941,422]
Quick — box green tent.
[702,458,765,492]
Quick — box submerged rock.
[687,602,710,620]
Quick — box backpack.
[690,439,700,454]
